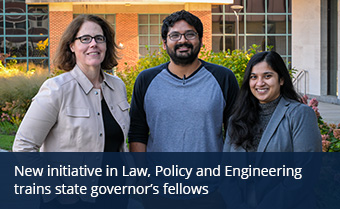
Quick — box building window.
[138,14,169,57]
[0,0,49,68]
[212,0,291,63]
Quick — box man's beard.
[166,42,201,66]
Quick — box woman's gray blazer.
[221,97,322,208]
[223,96,322,152]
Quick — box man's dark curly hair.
[161,10,203,42]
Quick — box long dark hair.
[228,51,300,149]
[54,15,119,71]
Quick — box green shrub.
[200,45,259,86]
[319,120,340,152]
[117,45,261,102]
[117,48,170,103]
[301,95,340,152]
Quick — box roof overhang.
[26,0,234,4]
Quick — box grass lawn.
[0,134,14,151]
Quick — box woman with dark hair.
[13,15,130,208]
[221,51,321,209]
[223,51,321,152]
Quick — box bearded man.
[128,10,239,152]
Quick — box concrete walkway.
[318,101,340,125]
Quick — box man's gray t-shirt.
[128,60,239,152]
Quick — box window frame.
[212,0,291,63]
[0,1,49,70]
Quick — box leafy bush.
[200,44,260,86]
[117,48,170,103]
[321,124,340,152]
[301,95,340,152]
[117,45,261,102]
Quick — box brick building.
[0,0,339,103]
[46,2,220,68]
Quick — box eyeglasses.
[74,35,106,44]
[168,32,198,41]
